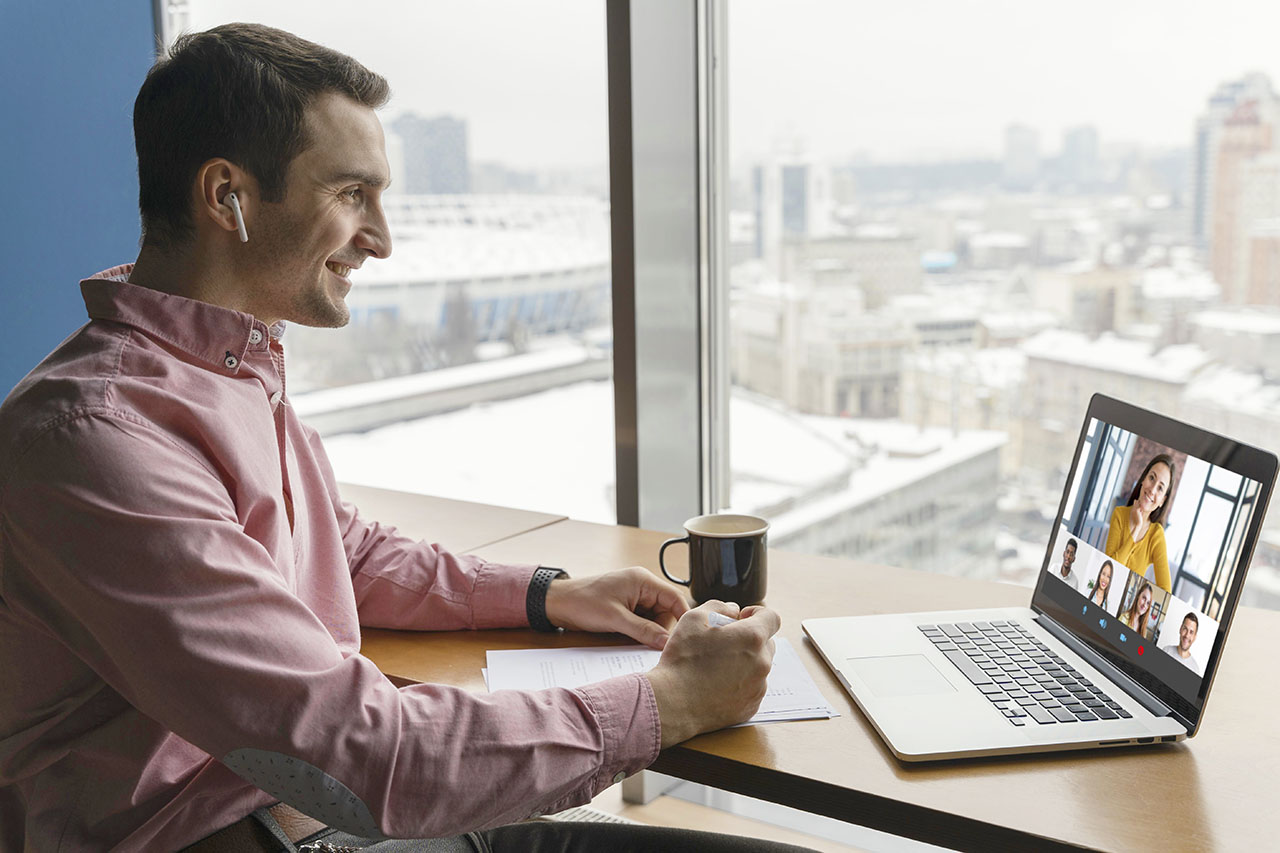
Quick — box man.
[1053,537,1084,594]
[0,24,807,852]
[1159,612,1204,676]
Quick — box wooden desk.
[337,483,565,553]
[362,517,1280,852]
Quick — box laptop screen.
[1031,395,1275,729]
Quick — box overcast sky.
[185,0,1280,170]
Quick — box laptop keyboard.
[918,621,1133,726]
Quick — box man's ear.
[195,159,250,240]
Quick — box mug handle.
[659,535,692,586]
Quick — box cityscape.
[284,69,1280,612]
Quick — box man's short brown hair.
[134,22,390,246]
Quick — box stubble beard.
[296,280,350,328]
[253,204,351,329]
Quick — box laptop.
[803,394,1277,761]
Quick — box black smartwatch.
[526,567,569,632]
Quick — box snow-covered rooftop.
[318,378,1008,535]
[292,346,600,417]
[1191,309,1280,336]
[767,419,1006,539]
[980,309,1059,339]
[906,347,1027,389]
[969,231,1029,249]
[851,223,907,240]
[352,195,610,287]
[1141,267,1220,302]
[1184,365,1280,418]
[1021,330,1211,384]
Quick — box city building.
[1193,73,1278,251]
[1019,330,1212,487]
[1246,218,1280,305]
[978,309,1059,348]
[1208,98,1278,302]
[900,347,1027,477]
[966,231,1030,270]
[765,420,1006,580]
[781,224,921,308]
[1030,261,1138,336]
[286,195,611,390]
[1190,307,1280,375]
[1132,261,1220,343]
[388,112,470,194]
[1003,124,1040,191]
[749,154,835,276]
[1060,125,1100,189]
[885,294,981,349]
[730,276,909,418]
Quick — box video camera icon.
[1119,633,1127,643]
[1098,618,1107,629]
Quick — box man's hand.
[643,601,781,748]
[543,566,689,650]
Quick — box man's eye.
[343,188,362,199]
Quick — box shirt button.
[270,391,283,407]
[249,329,264,345]
[223,352,239,370]
[612,771,626,784]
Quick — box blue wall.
[0,2,156,394]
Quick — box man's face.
[241,92,392,327]
[1179,617,1198,651]
[1061,543,1076,572]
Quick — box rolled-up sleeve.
[1,413,659,839]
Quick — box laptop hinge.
[1034,613,1173,718]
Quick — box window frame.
[607,0,729,530]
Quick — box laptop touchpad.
[847,655,956,697]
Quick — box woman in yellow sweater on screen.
[1106,454,1175,593]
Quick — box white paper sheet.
[484,638,838,725]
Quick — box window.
[164,1,618,522]
[723,0,1280,608]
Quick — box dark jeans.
[293,821,819,852]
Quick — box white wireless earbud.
[227,192,249,243]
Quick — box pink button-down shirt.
[0,266,659,851]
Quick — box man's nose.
[358,202,393,259]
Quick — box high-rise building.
[1193,74,1277,252]
[750,154,833,277]
[780,164,809,238]
[1209,100,1276,302]
[1002,124,1040,190]
[388,113,470,194]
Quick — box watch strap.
[526,567,568,632]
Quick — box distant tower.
[1061,125,1100,189]
[751,150,832,277]
[779,164,809,238]
[1003,124,1040,191]
[388,113,470,194]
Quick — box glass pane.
[1208,465,1243,495]
[725,0,1280,606]
[175,2,615,521]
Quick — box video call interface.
[1038,417,1263,703]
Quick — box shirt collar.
[80,264,276,372]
